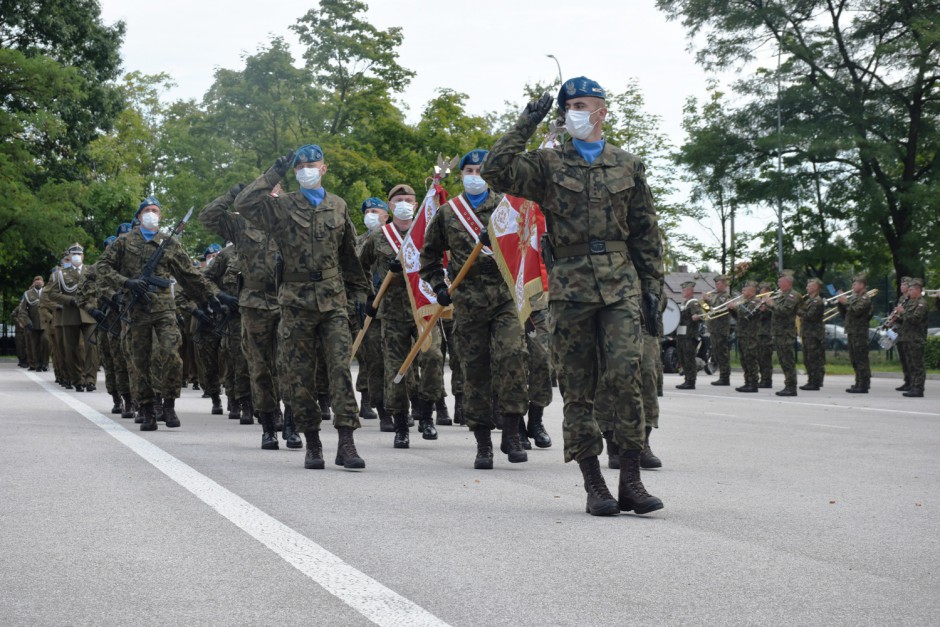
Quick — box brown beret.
[387,184,416,201]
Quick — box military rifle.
[87,292,123,345]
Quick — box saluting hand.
[272,151,296,178]
[521,92,553,126]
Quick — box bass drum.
[663,299,680,336]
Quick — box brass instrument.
[822,288,879,322]
[925,288,939,297]
[824,290,851,305]
[704,291,774,320]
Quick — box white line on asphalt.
[669,391,940,417]
[25,371,449,627]
[703,412,736,418]
[808,424,851,429]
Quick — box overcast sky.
[98,0,775,262]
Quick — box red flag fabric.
[400,184,452,323]
[488,194,546,325]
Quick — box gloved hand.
[642,291,660,337]
[229,183,246,197]
[434,284,452,307]
[176,312,185,327]
[207,294,223,314]
[388,257,403,274]
[524,317,536,337]
[365,301,378,318]
[217,291,239,309]
[68,297,79,307]
[272,151,296,178]
[520,92,553,126]
[124,278,148,297]
[192,308,212,326]
[479,228,491,248]
[91,309,107,323]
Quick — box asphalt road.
[1,363,937,626]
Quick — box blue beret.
[459,149,489,170]
[557,76,606,110]
[115,223,133,236]
[293,144,324,166]
[103,235,117,248]
[136,195,161,217]
[205,243,222,255]
[360,197,388,213]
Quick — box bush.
[926,336,940,370]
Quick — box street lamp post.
[775,39,785,273]
[546,54,563,85]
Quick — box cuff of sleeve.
[263,167,282,186]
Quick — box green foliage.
[925,336,940,371]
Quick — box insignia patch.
[565,81,576,96]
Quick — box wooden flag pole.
[349,270,395,364]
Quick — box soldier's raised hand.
[272,151,296,178]
[521,92,553,126]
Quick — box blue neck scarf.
[466,190,489,209]
[140,227,157,242]
[573,138,606,164]
[301,186,326,207]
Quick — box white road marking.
[25,371,449,627]
[808,423,851,430]
[669,391,940,417]
[703,412,736,418]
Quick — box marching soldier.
[894,278,928,398]
[421,150,530,469]
[895,277,913,392]
[98,196,220,431]
[354,198,387,423]
[704,275,732,386]
[482,79,664,516]
[46,244,98,392]
[728,280,761,392]
[523,291,553,449]
[763,270,801,396]
[838,273,874,393]
[194,243,225,415]
[12,300,28,368]
[676,281,702,390]
[18,276,49,371]
[798,277,826,391]
[756,281,774,388]
[235,144,371,470]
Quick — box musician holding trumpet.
[894,278,929,398]
[798,278,826,391]
[837,273,874,393]
[676,280,703,390]
[703,275,732,386]
[763,270,802,396]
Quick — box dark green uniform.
[896,295,928,395]
[677,297,702,387]
[767,289,802,393]
[838,290,873,391]
[18,285,50,370]
[704,289,731,382]
[799,293,826,388]
[733,296,761,389]
[204,245,251,409]
[756,287,774,387]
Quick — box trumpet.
[926,288,939,297]
[703,291,774,320]
[701,293,746,315]
[822,288,879,321]
[824,290,851,305]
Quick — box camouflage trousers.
[240,307,280,413]
[712,330,731,379]
[897,342,910,384]
[125,311,182,405]
[457,299,528,429]
[440,317,463,396]
[382,317,443,413]
[221,314,250,400]
[758,335,773,384]
[641,331,660,429]
[551,298,644,462]
[278,306,359,432]
[847,333,871,388]
[899,340,925,390]
[773,335,798,390]
[801,333,826,386]
[61,323,98,386]
[595,328,656,434]
[351,314,384,404]
[526,309,553,408]
[677,335,697,383]
[194,332,222,395]
[738,335,760,388]
[98,330,129,396]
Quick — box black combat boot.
[499,414,528,463]
[435,397,452,426]
[134,401,144,424]
[604,431,621,469]
[736,385,758,393]
[393,412,410,449]
[775,388,797,397]
[192,382,200,391]
[640,426,661,469]
[845,385,867,394]
[304,430,324,469]
[274,406,285,431]
[164,398,180,428]
[111,393,123,414]
[335,426,365,469]
[378,404,395,433]
[618,450,664,514]
[799,382,820,390]
[86,383,96,392]
[675,380,695,390]
[75,383,85,392]
[473,427,494,470]
[710,377,730,386]
[210,393,223,415]
[453,394,465,425]
[758,380,772,388]
[903,388,924,397]
[418,399,438,440]
[282,406,302,448]
[896,381,911,391]
[154,396,164,422]
[359,392,377,420]
[259,411,279,450]
[239,397,254,425]
[121,394,134,419]
[578,456,619,516]
[318,394,332,422]
[228,396,240,420]
[518,415,531,450]
[526,403,552,448]
[139,402,157,432]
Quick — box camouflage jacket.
[97,228,217,315]
[799,294,826,338]
[359,225,414,323]
[481,118,662,304]
[767,289,802,337]
[678,298,702,338]
[199,189,280,312]
[704,290,731,335]
[837,291,872,337]
[357,229,383,293]
[235,167,369,312]
[896,296,928,344]
[204,245,240,295]
[733,297,761,339]
[46,265,95,325]
[419,191,513,311]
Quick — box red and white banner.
[488,195,546,325]
[400,183,452,324]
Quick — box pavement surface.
[1,362,938,626]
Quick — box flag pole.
[348,270,394,364]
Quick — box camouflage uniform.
[419,192,528,430]
[354,230,385,413]
[733,296,761,389]
[203,245,251,406]
[838,291,873,391]
[799,292,826,388]
[481,120,662,462]
[767,288,802,393]
[677,296,702,387]
[756,284,774,386]
[235,165,370,434]
[98,227,217,409]
[704,289,731,382]
[896,294,928,395]
[894,290,912,388]
[77,259,130,401]
[526,292,553,408]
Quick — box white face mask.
[140,212,160,229]
[393,201,415,221]
[463,175,487,195]
[363,213,382,231]
[70,255,82,266]
[565,109,601,140]
[295,166,322,189]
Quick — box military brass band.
[10,76,933,522]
